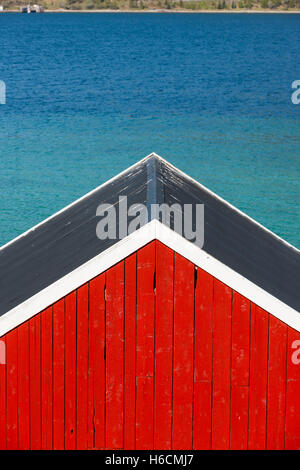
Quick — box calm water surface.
[0,13,299,246]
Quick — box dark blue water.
[0,13,299,246]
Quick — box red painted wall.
[0,240,299,450]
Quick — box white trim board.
[0,219,299,337]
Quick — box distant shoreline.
[2,9,300,13]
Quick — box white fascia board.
[155,222,300,332]
[0,219,299,337]
[0,220,156,337]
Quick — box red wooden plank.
[88,281,95,450]
[154,242,174,450]
[30,315,42,449]
[230,291,250,450]
[106,262,125,449]
[285,379,300,450]
[285,326,300,450]
[6,329,18,450]
[18,322,30,450]
[193,267,213,450]
[53,299,65,450]
[124,253,137,450]
[287,326,300,382]
[230,386,249,450]
[65,291,77,450]
[193,382,211,450]
[88,274,106,449]
[76,283,89,450]
[248,304,269,450]
[136,242,156,450]
[194,267,213,383]
[266,315,287,450]
[41,306,53,450]
[232,292,250,387]
[173,252,194,450]
[0,335,6,450]
[211,279,232,450]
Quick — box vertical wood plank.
[88,274,106,449]
[193,267,213,450]
[248,305,269,450]
[18,322,30,449]
[173,253,194,450]
[76,283,89,450]
[0,335,6,450]
[212,279,232,450]
[30,316,42,450]
[231,292,250,387]
[6,330,18,450]
[285,326,300,450]
[106,262,125,449]
[41,306,53,450]
[124,253,137,450]
[230,386,249,450]
[154,242,174,450]
[136,242,155,450]
[65,291,77,450]
[53,299,65,450]
[88,281,95,450]
[266,316,287,449]
[230,292,250,450]
[193,382,211,450]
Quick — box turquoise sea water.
[0,13,299,247]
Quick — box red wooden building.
[0,153,299,450]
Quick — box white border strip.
[156,223,300,332]
[0,221,156,337]
[0,220,299,337]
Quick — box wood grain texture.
[173,253,194,450]
[18,322,30,450]
[6,329,18,450]
[193,267,213,450]
[76,283,89,450]
[89,274,106,449]
[106,262,125,450]
[266,316,287,450]
[124,254,137,450]
[154,241,174,450]
[136,242,155,450]
[285,326,300,450]
[65,292,77,450]
[41,307,53,450]
[212,279,232,450]
[53,300,64,450]
[248,305,269,450]
[0,336,6,450]
[30,315,42,450]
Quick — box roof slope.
[0,153,299,317]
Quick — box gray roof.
[0,153,299,316]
